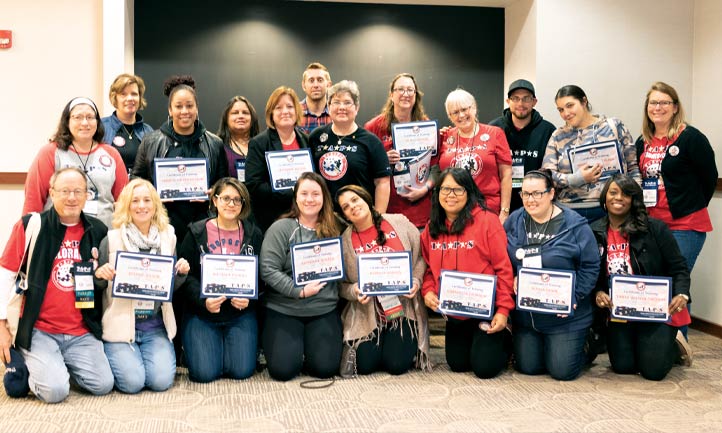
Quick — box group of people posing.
[0,62,716,403]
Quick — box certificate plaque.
[154,158,209,201]
[516,267,575,315]
[112,252,176,301]
[568,140,623,181]
[610,275,672,322]
[265,149,314,191]
[200,254,258,299]
[357,251,412,296]
[438,270,496,319]
[290,237,344,286]
[392,120,439,157]
[392,149,432,195]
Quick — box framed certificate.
[112,252,177,301]
[438,270,496,320]
[153,158,209,201]
[567,140,623,181]
[610,275,672,322]
[392,120,439,157]
[290,237,344,286]
[357,251,412,296]
[265,149,314,191]
[200,254,258,299]
[392,149,432,195]
[516,267,575,315]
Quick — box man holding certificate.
[504,169,600,381]
[592,175,692,380]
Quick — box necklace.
[215,218,242,254]
[332,125,357,145]
[230,138,248,156]
[70,142,94,174]
[121,123,134,140]
[525,205,556,244]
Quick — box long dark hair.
[428,167,487,238]
[599,174,648,236]
[335,184,385,247]
[52,97,105,150]
[216,96,260,144]
[282,172,340,239]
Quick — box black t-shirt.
[525,210,564,244]
[111,124,141,173]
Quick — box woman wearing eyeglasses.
[503,169,600,380]
[541,85,640,223]
[635,82,717,339]
[216,95,261,183]
[439,89,512,223]
[24,97,129,228]
[309,80,391,214]
[421,167,514,378]
[176,177,263,382]
[364,73,436,229]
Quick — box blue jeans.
[20,329,114,403]
[513,326,588,381]
[104,326,176,393]
[671,230,706,339]
[182,311,258,383]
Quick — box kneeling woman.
[592,174,691,380]
[421,167,514,378]
[95,179,190,393]
[260,172,343,381]
[177,177,263,382]
[336,185,430,375]
[504,170,600,381]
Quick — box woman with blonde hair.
[94,179,190,393]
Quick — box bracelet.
[501,207,510,214]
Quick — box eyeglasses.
[53,188,89,198]
[70,114,97,123]
[519,189,550,200]
[393,87,416,96]
[215,195,244,206]
[509,96,534,104]
[330,100,355,108]
[439,186,466,196]
[648,100,675,107]
[449,106,473,119]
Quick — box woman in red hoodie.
[421,167,515,378]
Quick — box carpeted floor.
[1,326,721,433]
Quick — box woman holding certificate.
[336,185,430,375]
[504,169,600,381]
[245,86,310,233]
[260,172,343,381]
[94,179,190,393]
[421,167,515,379]
[217,95,260,182]
[541,85,640,223]
[177,177,264,383]
[364,73,436,229]
[592,174,692,379]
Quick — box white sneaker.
[675,330,693,367]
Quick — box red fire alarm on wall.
[0,30,12,49]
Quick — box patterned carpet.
[1,327,721,433]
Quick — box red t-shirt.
[282,136,300,151]
[351,220,405,254]
[606,228,632,276]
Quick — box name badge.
[522,244,542,269]
[511,162,525,188]
[643,178,658,207]
[83,189,99,216]
[235,160,246,182]
[73,261,95,309]
[134,300,155,321]
[377,295,404,320]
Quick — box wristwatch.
[501,207,510,214]
[677,294,690,301]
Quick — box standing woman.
[504,170,600,381]
[217,96,260,182]
[439,89,512,223]
[542,85,641,223]
[132,75,228,244]
[101,73,154,174]
[245,87,309,233]
[260,172,343,381]
[635,82,717,335]
[421,167,514,378]
[94,179,190,393]
[177,178,263,383]
[309,80,391,213]
[24,97,129,228]
[592,174,692,379]
[336,185,430,375]
[365,73,436,229]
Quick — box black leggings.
[262,308,343,381]
[445,317,511,379]
[355,319,418,375]
[607,321,678,381]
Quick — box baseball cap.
[508,79,536,98]
[3,347,30,398]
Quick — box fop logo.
[141,258,151,268]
